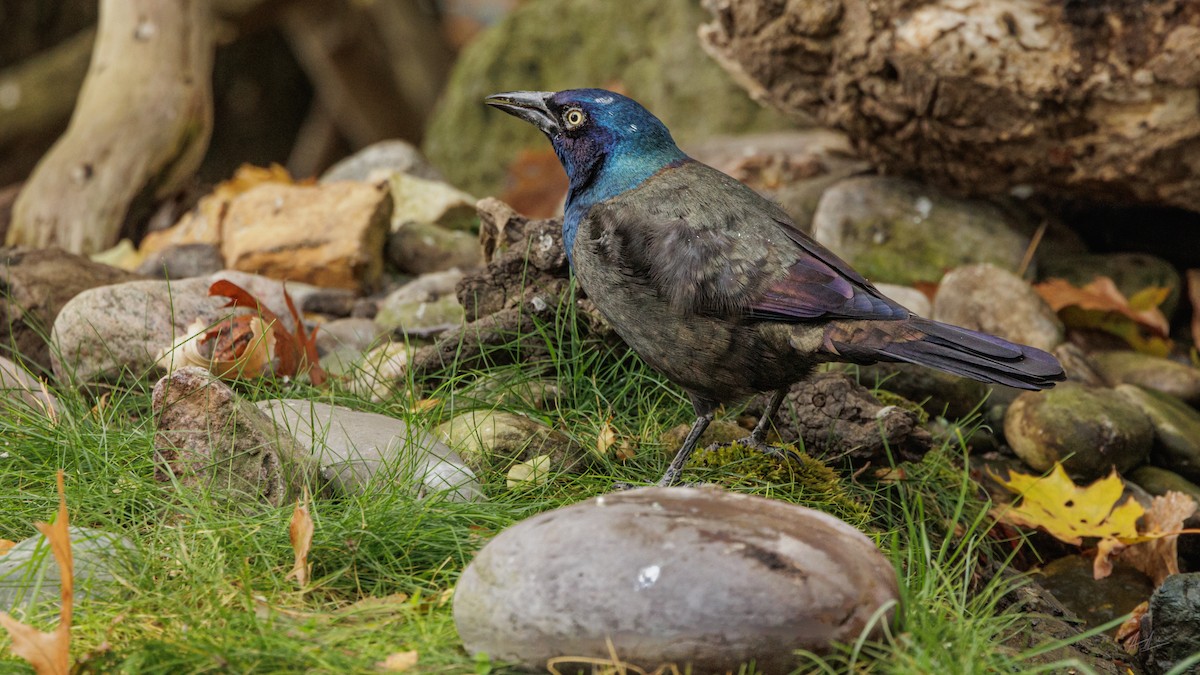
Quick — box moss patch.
[686,442,870,526]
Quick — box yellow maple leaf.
[993,463,1149,546]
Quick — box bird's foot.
[733,435,779,456]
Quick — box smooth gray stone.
[0,526,134,612]
[454,486,897,672]
[256,399,483,502]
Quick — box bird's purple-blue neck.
[541,90,688,264]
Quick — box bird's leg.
[657,410,714,487]
[748,388,787,446]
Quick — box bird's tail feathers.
[826,317,1066,390]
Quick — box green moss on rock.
[686,442,869,525]
[424,0,790,197]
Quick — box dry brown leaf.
[1116,601,1149,655]
[1118,492,1197,586]
[1035,276,1170,336]
[0,539,14,556]
[286,494,314,588]
[1188,269,1200,347]
[410,398,440,414]
[596,418,617,457]
[378,650,419,672]
[0,471,73,674]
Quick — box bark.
[7,0,215,254]
[700,0,1200,213]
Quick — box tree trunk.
[7,0,214,254]
[700,0,1200,213]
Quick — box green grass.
[0,296,1121,674]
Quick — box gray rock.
[423,0,789,197]
[0,355,56,417]
[320,139,443,184]
[454,486,898,672]
[1128,466,1200,508]
[1140,573,1200,675]
[1094,351,1200,406]
[314,317,387,356]
[375,270,466,337]
[435,409,583,474]
[933,263,1064,353]
[386,221,482,275]
[136,243,224,279]
[153,368,317,509]
[1038,252,1182,319]
[1053,342,1108,386]
[874,282,932,318]
[51,271,322,386]
[811,178,1032,286]
[0,526,135,612]
[1005,383,1153,480]
[256,399,482,502]
[1115,385,1200,484]
[1,247,142,372]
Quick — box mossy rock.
[685,442,869,525]
[423,0,790,197]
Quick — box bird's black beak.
[485,91,559,135]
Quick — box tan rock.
[388,173,476,232]
[222,181,390,292]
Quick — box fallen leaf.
[1118,492,1197,586]
[378,650,419,672]
[1115,601,1148,655]
[286,493,314,588]
[993,464,1147,547]
[615,441,636,462]
[207,280,327,386]
[596,418,617,457]
[205,315,277,379]
[410,398,440,414]
[0,540,14,555]
[1035,276,1172,354]
[0,471,73,674]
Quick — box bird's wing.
[588,163,909,323]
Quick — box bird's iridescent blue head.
[485,89,687,203]
[485,89,688,259]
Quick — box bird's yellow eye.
[564,108,586,129]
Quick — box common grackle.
[486,89,1066,486]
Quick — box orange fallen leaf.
[378,650,419,671]
[286,493,314,588]
[0,540,15,556]
[0,471,73,674]
[208,280,327,386]
[1116,601,1148,655]
[1035,276,1172,354]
